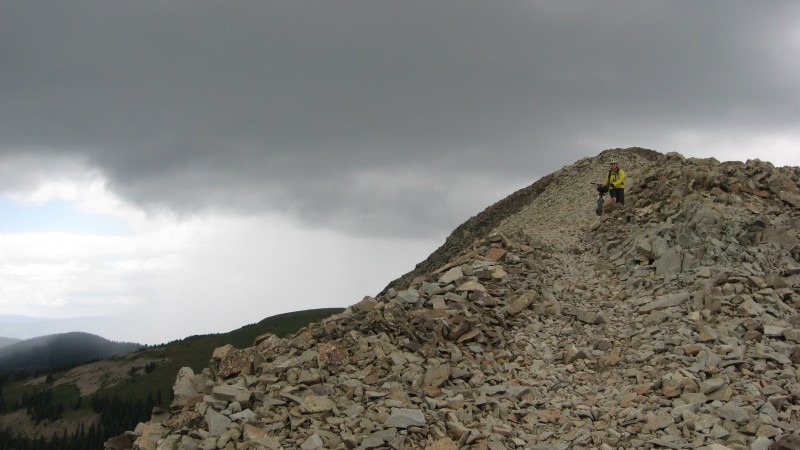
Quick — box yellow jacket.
[606,168,625,189]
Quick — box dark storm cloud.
[2,1,798,237]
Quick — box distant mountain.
[0,336,22,348]
[0,314,138,341]
[0,331,142,374]
[0,315,40,340]
[0,308,344,450]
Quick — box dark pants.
[610,188,624,204]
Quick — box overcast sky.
[1,1,798,344]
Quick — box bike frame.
[593,183,608,216]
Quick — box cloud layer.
[3,1,798,239]
[1,2,799,343]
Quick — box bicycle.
[591,183,609,216]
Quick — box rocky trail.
[110,148,800,450]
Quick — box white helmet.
[610,158,619,164]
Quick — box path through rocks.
[117,148,800,450]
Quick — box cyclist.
[606,158,625,205]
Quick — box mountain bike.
[591,183,609,216]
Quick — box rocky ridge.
[112,148,800,450]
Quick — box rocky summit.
[111,148,800,450]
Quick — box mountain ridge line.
[115,147,800,450]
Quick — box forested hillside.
[0,309,343,450]
[0,332,141,376]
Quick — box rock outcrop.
[111,148,800,450]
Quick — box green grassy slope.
[0,308,344,434]
[100,307,345,401]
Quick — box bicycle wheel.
[595,195,603,216]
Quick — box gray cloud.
[2,1,798,237]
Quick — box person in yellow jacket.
[606,158,625,204]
